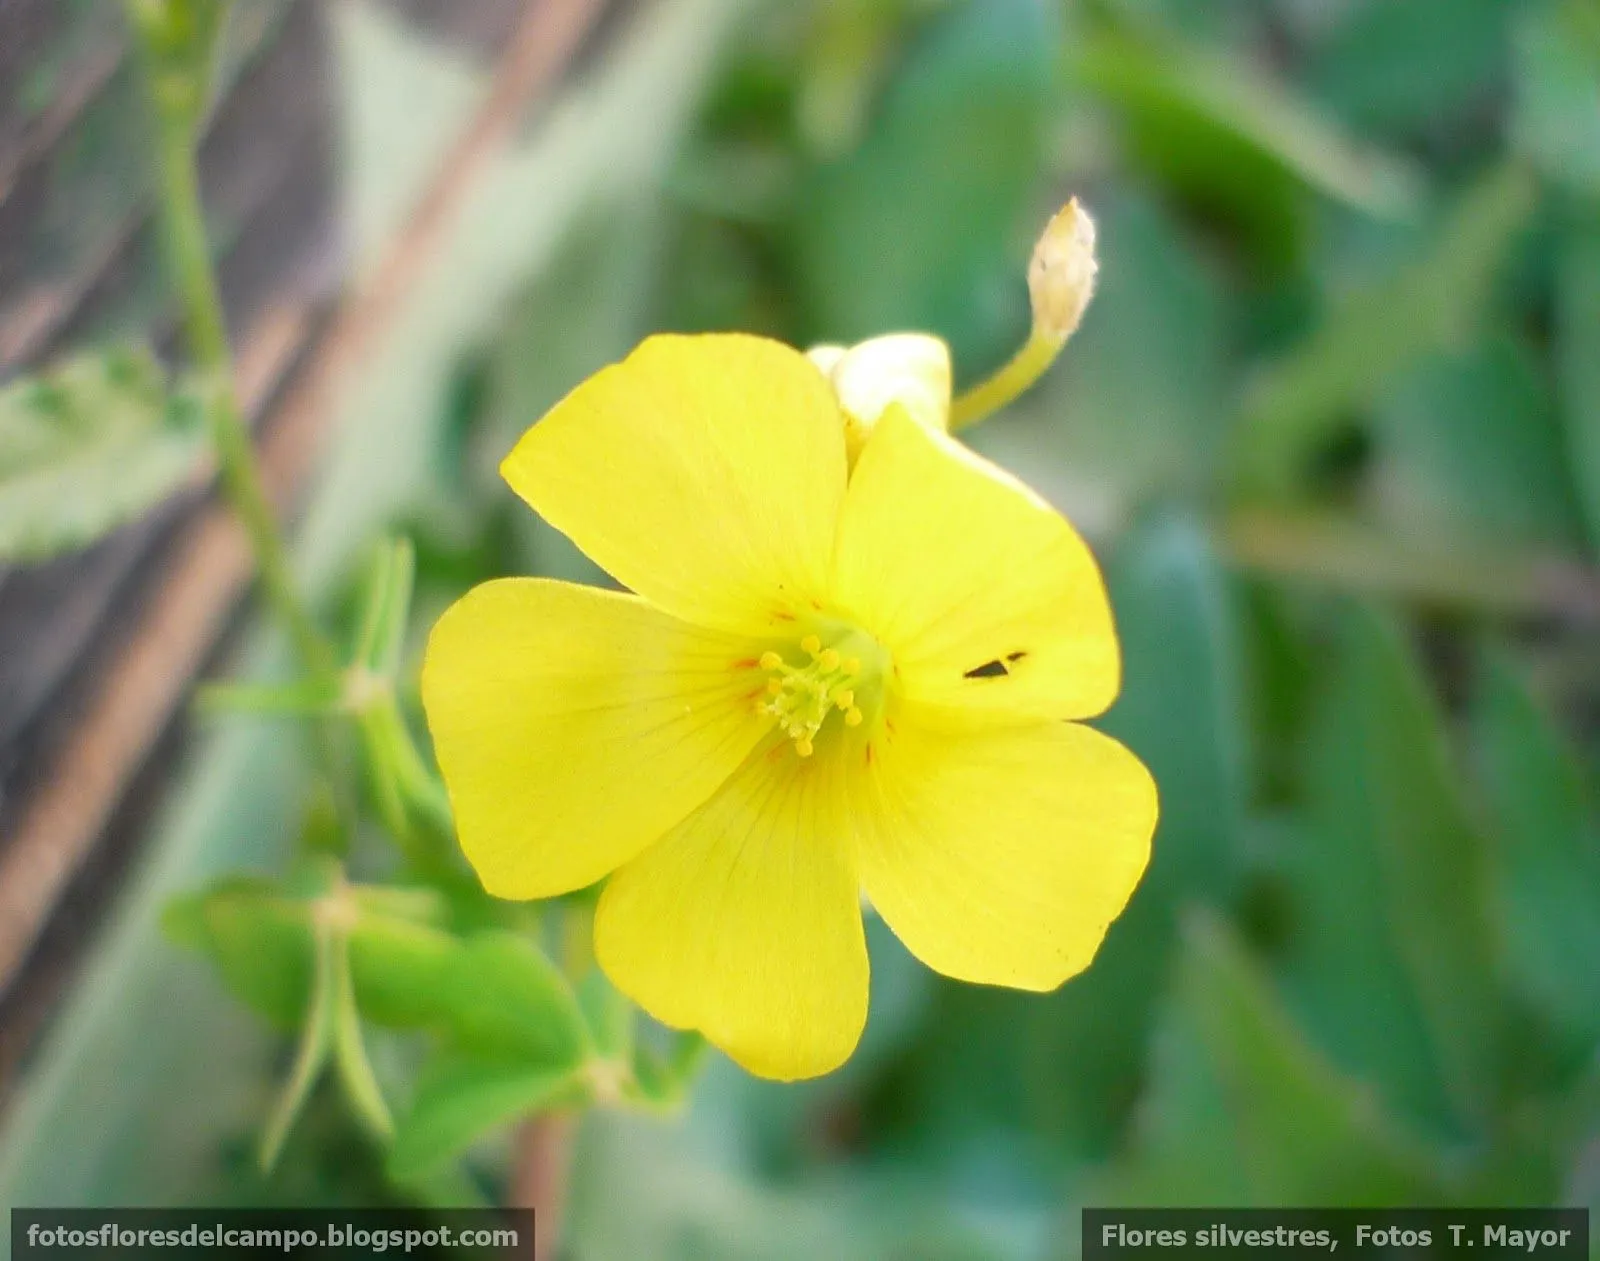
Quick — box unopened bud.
[1028,198,1098,344]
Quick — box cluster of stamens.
[758,634,864,757]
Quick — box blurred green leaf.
[792,0,1054,375]
[1102,514,1248,906]
[1236,164,1537,499]
[0,347,209,562]
[1277,606,1501,1141]
[164,879,316,1029]
[1101,913,1446,1205]
[1472,647,1600,1072]
[388,1054,585,1181]
[345,912,461,1029]
[1513,0,1600,197]
[1373,336,1587,549]
[431,932,590,1068]
[1309,0,1511,141]
[1555,208,1600,553]
[1075,28,1421,264]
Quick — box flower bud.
[1027,198,1098,344]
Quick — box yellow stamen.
[757,627,885,755]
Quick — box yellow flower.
[421,332,1157,1081]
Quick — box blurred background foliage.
[3,0,1600,1255]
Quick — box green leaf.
[1472,647,1600,1072]
[345,912,463,1029]
[792,0,1055,376]
[1074,27,1421,264]
[1100,913,1446,1205]
[1373,336,1587,550]
[0,347,209,562]
[1236,164,1538,499]
[1512,0,1600,197]
[1555,208,1600,553]
[164,879,316,1028]
[388,1054,586,1181]
[1277,605,1502,1142]
[1102,514,1248,907]
[432,932,590,1069]
[1309,0,1512,140]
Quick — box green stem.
[151,110,331,673]
[948,330,1062,432]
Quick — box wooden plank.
[0,0,617,1084]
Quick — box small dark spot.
[1005,650,1028,663]
[964,659,1009,679]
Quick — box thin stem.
[151,110,331,672]
[948,331,1062,432]
[509,1114,578,1259]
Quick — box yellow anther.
[758,627,883,756]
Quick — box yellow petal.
[501,334,847,637]
[421,578,767,899]
[857,708,1156,989]
[833,405,1119,722]
[828,333,952,459]
[594,741,868,1080]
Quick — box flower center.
[758,626,887,757]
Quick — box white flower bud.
[1028,198,1098,344]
